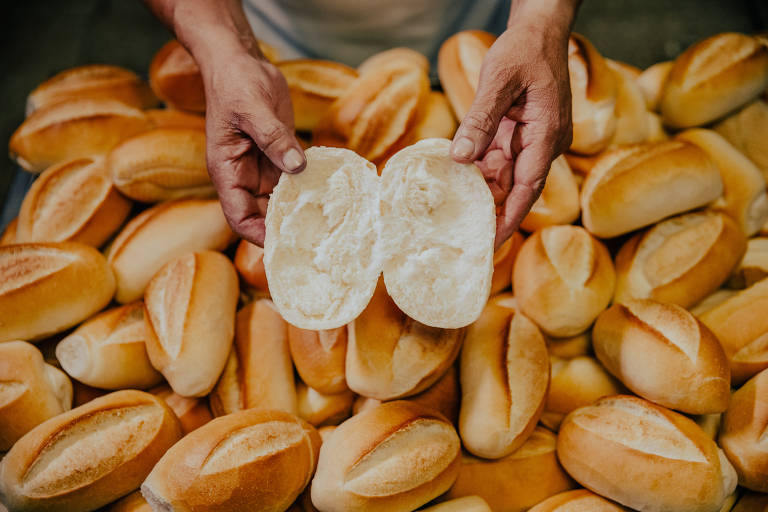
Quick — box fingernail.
[282,148,305,173]
[453,137,475,159]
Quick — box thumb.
[238,108,306,174]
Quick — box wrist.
[507,0,579,37]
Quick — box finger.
[236,109,306,174]
[218,184,268,246]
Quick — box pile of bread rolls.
[1,27,767,512]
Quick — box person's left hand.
[450,22,573,249]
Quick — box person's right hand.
[202,50,305,246]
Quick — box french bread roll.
[108,128,213,202]
[107,198,234,303]
[277,59,358,132]
[150,384,212,435]
[144,251,238,397]
[513,225,615,337]
[347,278,463,400]
[234,239,269,295]
[614,210,746,308]
[645,111,669,141]
[26,64,157,115]
[715,100,768,183]
[145,108,206,130]
[661,33,768,128]
[310,401,461,512]
[491,231,523,295]
[0,341,72,451]
[0,390,181,512]
[593,300,730,414]
[547,331,592,358]
[580,141,724,238]
[357,47,430,76]
[519,155,580,232]
[109,491,152,512]
[447,426,575,512]
[288,324,347,395]
[557,395,737,512]
[728,237,768,288]
[437,30,496,121]
[412,91,458,140]
[690,288,738,316]
[209,299,297,415]
[9,98,153,173]
[149,40,205,112]
[677,129,768,236]
[528,489,627,512]
[0,218,17,245]
[296,383,354,427]
[731,492,768,512]
[16,156,132,246]
[719,368,768,491]
[141,409,320,512]
[421,496,492,512]
[637,60,673,112]
[459,293,548,458]
[567,33,617,155]
[605,59,650,147]
[56,301,162,390]
[0,242,115,342]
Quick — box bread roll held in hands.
[149,40,205,112]
[437,30,495,120]
[519,156,580,232]
[614,210,746,308]
[0,341,72,451]
[513,225,615,337]
[234,239,270,294]
[728,237,768,289]
[715,99,768,183]
[0,242,115,342]
[16,156,131,246]
[0,390,181,512]
[142,409,320,512]
[529,490,627,512]
[637,60,673,112]
[210,299,297,415]
[557,395,737,512]
[150,384,212,435]
[144,251,238,397]
[107,198,234,303]
[459,293,549,458]
[580,140,724,238]
[661,32,768,128]
[296,382,354,427]
[310,401,461,512]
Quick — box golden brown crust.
[296,383,354,427]
[714,99,768,184]
[288,324,347,394]
[437,30,496,121]
[149,40,205,112]
[519,156,580,232]
[728,237,768,289]
[0,218,17,246]
[107,491,153,512]
[490,231,523,295]
[528,489,627,511]
[637,61,673,112]
[145,108,206,130]
[234,240,270,294]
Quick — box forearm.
[508,0,581,36]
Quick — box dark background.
[2,0,768,227]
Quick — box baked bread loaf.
[26,64,157,115]
[528,489,627,512]
[546,331,592,359]
[661,33,768,128]
[719,368,768,492]
[557,395,737,512]
[150,384,212,435]
[347,278,463,400]
[0,218,17,245]
[580,140,724,238]
[0,242,115,342]
[593,300,730,414]
[210,299,297,415]
[446,426,575,512]
[491,231,523,294]
[637,60,673,112]
[605,59,650,147]
[728,237,768,289]
[288,324,346,394]
[715,99,768,183]
[614,210,746,308]
[234,239,270,294]
[412,91,458,140]
[689,288,738,316]
[421,496,492,512]
[357,47,430,76]
[296,383,354,426]
[459,293,548,458]
[16,156,132,246]
[0,341,72,451]
[437,30,496,121]
[513,225,615,337]
[144,251,238,397]
[310,400,461,512]
[108,127,214,202]
[0,390,181,512]
[149,40,205,112]
[108,491,152,512]
[142,409,320,512]
[145,108,206,130]
[56,301,161,390]
[519,155,580,232]
[677,129,768,237]
[107,198,234,303]
[9,98,153,173]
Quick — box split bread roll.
[661,32,768,128]
[310,401,461,512]
[421,496,492,512]
[0,242,115,342]
[16,156,132,246]
[677,129,768,237]
[437,30,496,121]
[637,60,673,112]
[0,341,72,451]
[288,324,347,394]
[144,251,238,397]
[56,302,162,390]
[715,99,768,183]
[210,299,297,415]
[109,491,152,512]
[9,98,153,173]
[150,384,212,435]
[108,128,214,202]
[107,198,234,303]
[528,489,627,511]
[0,390,181,512]
[719,368,768,492]
[459,293,549,458]
[296,382,354,426]
[513,225,615,337]
[265,140,495,330]
[26,64,157,115]
[580,140,724,238]
[490,231,523,294]
[519,156,580,232]
[142,409,320,512]
[347,278,463,400]
[593,300,730,414]
[234,239,269,294]
[557,395,737,512]
[446,426,576,512]
[613,210,747,308]
[605,59,650,147]
[149,40,205,112]
[728,237,768,288]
